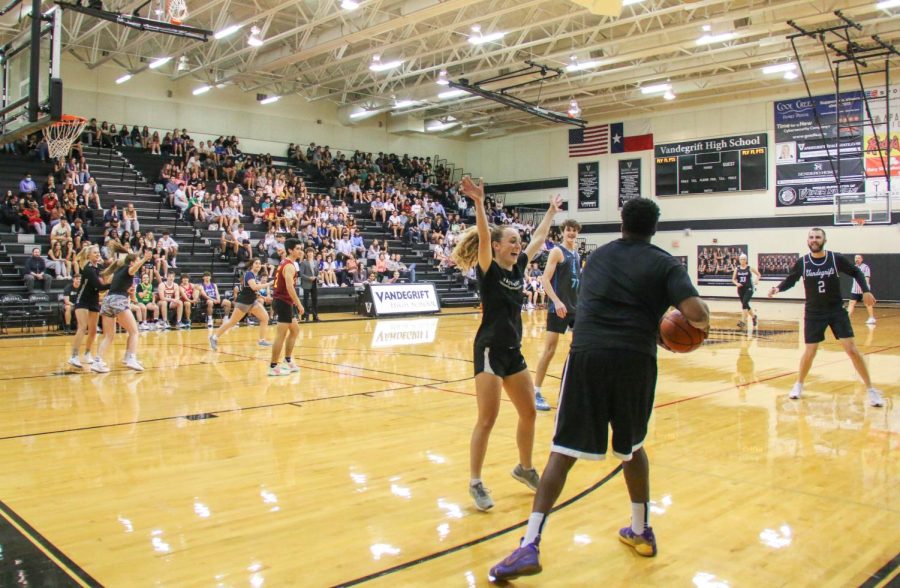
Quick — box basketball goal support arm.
[54,2,212,41]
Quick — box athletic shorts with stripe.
[473,344,527,378]
[552,349,657,461]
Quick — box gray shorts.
[100,294,131,317]
[234,300,260,313]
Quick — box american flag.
[568,124,609,157]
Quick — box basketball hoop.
[851,217,867,227]
[42,115,87,161]
[166,0,188,25]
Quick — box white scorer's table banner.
[363,283,441,317]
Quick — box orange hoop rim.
[851,217,867,227]
[51,114,88,126]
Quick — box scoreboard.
[655,133,768,195]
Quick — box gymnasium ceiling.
[3,0,900,137]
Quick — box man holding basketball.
[533,219,582,411]
[768,228,884,407]
[489,199,709,582]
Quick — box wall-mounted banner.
[864,85,900,179]
[577,161,600,209]
[697,245,748,285]
[655,134,767,195]
[774,92,864,206]
[673,255,688,268]
[618,158,642,207]
[758,253,800,281]
[362,283,440,317]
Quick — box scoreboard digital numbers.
[655,133,768,196]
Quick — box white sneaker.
[68,356,83,368]
[789,383,803,400]
[865,317,876,325]
[207,319,214,328]
[125,357,145,372]
[281,361,300,373]
[867,388,885,407]
[83,352,94,364]
[90,360,110,373]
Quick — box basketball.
[659,309,707,353]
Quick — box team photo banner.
[364,283,440,316]
[758,253,800,281]
[774,92,864,207]
[577,161,600,209]
[697,245,748,286]
[654,133,767,195]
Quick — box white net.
[42,116,87,161]
[167,0,188,23]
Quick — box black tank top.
[475,253,528,348]
[735,266,752,289]
[550,245,581,313]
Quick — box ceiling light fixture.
[640,82,671,94]
[567,99,581,118]
[177,55,189,71]
[468,24,506,45]
[214,24,243,40]
[696,32,736,45]
[148,56,172,69]
[260,95,280,105]
[783,71,799,80]
[663,90,676,100]
[701,24,712,32]
[762,62,796,74]
[193,85,211,95]
[566,55,600,72]
[876,0,900,8]
[248,26,264,47]
[115,73,132,84]
[438,89,468,99]
[369,54,403,72]
[349,109,374,119]
[436,69,449,85]
[341,0,360,9]
[622,0,643,5]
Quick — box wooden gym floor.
[0,300,896,587]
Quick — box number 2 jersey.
[776,251,868,313]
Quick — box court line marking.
[858,552,900,588]
[330,464,624,588]
[0,500,101,587]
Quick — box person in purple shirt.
[19,174,37,196]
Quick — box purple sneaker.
[489,537,542,582]
[618,526,657,557]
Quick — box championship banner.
[758,253,799,281]
[363,283,440,316]
[618,158,641,207]
[697,245,748,286]
[371,318,439,348]
[774,92,864,206]
[654,134,767,195]
[577,161,600,209]
[863,85,900,181]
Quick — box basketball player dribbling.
[450,176,561,512]
[532,219,581,411]
[731,253,760,328]
[268,239,305,377]
[768,228,884,407]
[489,199,710,581]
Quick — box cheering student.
[489,198,709,582]
[450,176,561,512]
[768,228,884,406]
[69,245,108,368]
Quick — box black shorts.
[272,299,298,324]
[552,349,657,461]
[804,309,854,344]
[474,344,527,378]
[75,303,101,313]
[738,287,754,310]
[850,293,864,302]
[546,311,576,334]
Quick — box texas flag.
[610,120,654,153]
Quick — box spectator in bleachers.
[157,272,183,328]
[123,202,140,234]
[19,173,36,198]
[321,254,339,287]
[47,241,72,279]
[24,247,52,293]
[198,272,232,328]
[50,218,73,256]
[22,201,46,234]
[61,274,80,332]
[158,230,179,269]
[299,248,320,322]
[83,178,102,220]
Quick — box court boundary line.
[0,500,101,587]
[859,552,900,588]
[330,465,624,588]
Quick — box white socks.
[534,386,542,395]
[523,512,546,545]
[631,502,648,534]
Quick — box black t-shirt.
[777,251,868,314]
[109,266,134,295]
[475,253,528,348]
[62,283,75,301]
[573,238,699,358]
[75,264,108,308]
[237,271,260,304]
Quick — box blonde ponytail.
[76,245,98,270]
[450,224,508,272]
